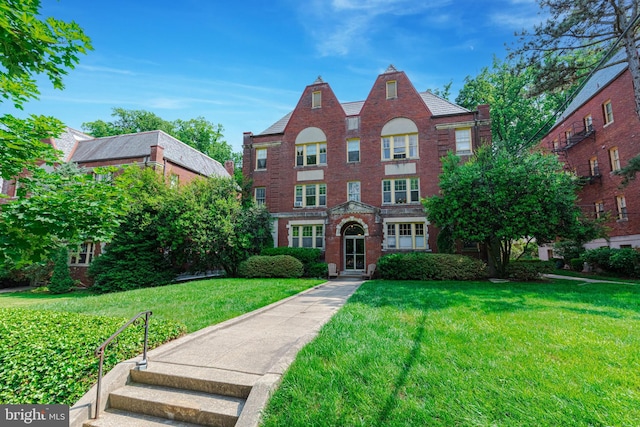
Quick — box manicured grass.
[550,269,640,284]
[261,279,640,427]
[0,278,323,332]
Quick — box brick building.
[243,65,491,274]
[538,51,640,258]
[1,128,233,284]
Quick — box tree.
[423,144,600,277]
[512,0,640,120]
[82,108,235,166]
[0,0,92,179]
[456,57,567,151]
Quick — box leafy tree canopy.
[423,144,601,277]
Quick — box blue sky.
[17,0,544,152]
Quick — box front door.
[344,224,365,271]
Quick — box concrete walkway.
[73,277,362,427]
[544,273,638,285]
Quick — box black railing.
[94,311,152,419]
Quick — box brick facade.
[538,65,640,256]
[243,67,491,274]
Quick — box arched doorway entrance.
[343,223,365,272]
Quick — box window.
[552,139,559,150]
[296,142,327,166]
[295,183,326,207]
[589,157,600,176]
[609,147,621,171]
[292,224,324,248]
[347,138,360,162]
[584,114,593,132]
[386,80,397,99]
[347,116,360,130]
[616,195,628,220]
[93,172,113,182]
[312,91,321,108]
[595,200,604,219]
[169,174,179,188]
[255,187,266,205]
[455,128,472,154]
[348,181,360,202]
[381,134,418,160]
[382,178,419,204]
[386,223,426,249]
[603,100,614,124]
[256,148,267,170]
[69,242,95,266]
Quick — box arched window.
[296,127,327,166]
[381,118,418,160]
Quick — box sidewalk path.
[544,273,638,285]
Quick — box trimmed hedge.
[506,260,555,281]
[0,308,185,405]
[238,255,304,278]
[582,247,640,277]
[260,248,323,277]
[377,253,487,281]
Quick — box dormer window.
[312,91,322,108]
[386,81,397,99]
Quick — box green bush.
[0,308,185,405]
[581,247,614,271]
[306,262,328,279]
[260,247,322,277]
[377,253,486,281]
[48,247,75,294]
[582,247,640,277]
[238,255,304,278]
[505,262,542,281]
[570,258,584,272]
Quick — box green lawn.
[261,279,640,427]
[0,278,323,332]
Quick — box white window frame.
[386,80,397,99]
[455,128,472,155]
[616,195,628,220]
[609,147,620,171]
[256,148,267,170]
[381,134,418,160]
[584,114,593,132]
[603,100,614,125]
[348,181,361,202]
[382,178,420,205]
[255,187,266,205]
[347,138,360,163]
[296,142,327,167]
[295,183,327,207]
[169,174,179,188]
[312,91,322,108]
[385,222,426,250]
[595,200,604,219]
[69,242,95,266]
[290,222,324,249]
[589,157,599,176]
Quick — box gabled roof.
[556,49,628,124]
[54,127,93,161]
[258,91,469,136]
[70,130,230,178]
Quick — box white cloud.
[77,65,136,75]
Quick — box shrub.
[260,248,322,277]
[377,253,486,281]
[570,258,584,272]
[584,247,640,277]
[306,262,328,279]
[581,247,614,271]
[48,247,75,294]
[238,255,304,278]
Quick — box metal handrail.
[93,310,152,419]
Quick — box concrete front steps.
[84,361,262,427]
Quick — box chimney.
[224,160,235,176]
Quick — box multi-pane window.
[292,225,324,248]
[386,80,397,99]
[455,128,472,154]
[169,174,179,188]
[381,134,418,160]
[609,147,620,171]
[296,142,327,166]
[312,91,321,108]
[348,181,360,202]
[386,223,426,249]
[69,242,95,265]
[347,138,360,162]
[256,148,267,170]
[589,157,600,176]
[616,195,628,220]
[347,116,360,130]
[595,200,604,219]
[382,178,419,204]
[255,187,266,205]
[584,114,593,131]
[295,184,326,207]
[93,172,113,182]
[603,100,614,124]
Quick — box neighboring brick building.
[1,128,232,284]
[538,51,640,258]
[243,65,491,274]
